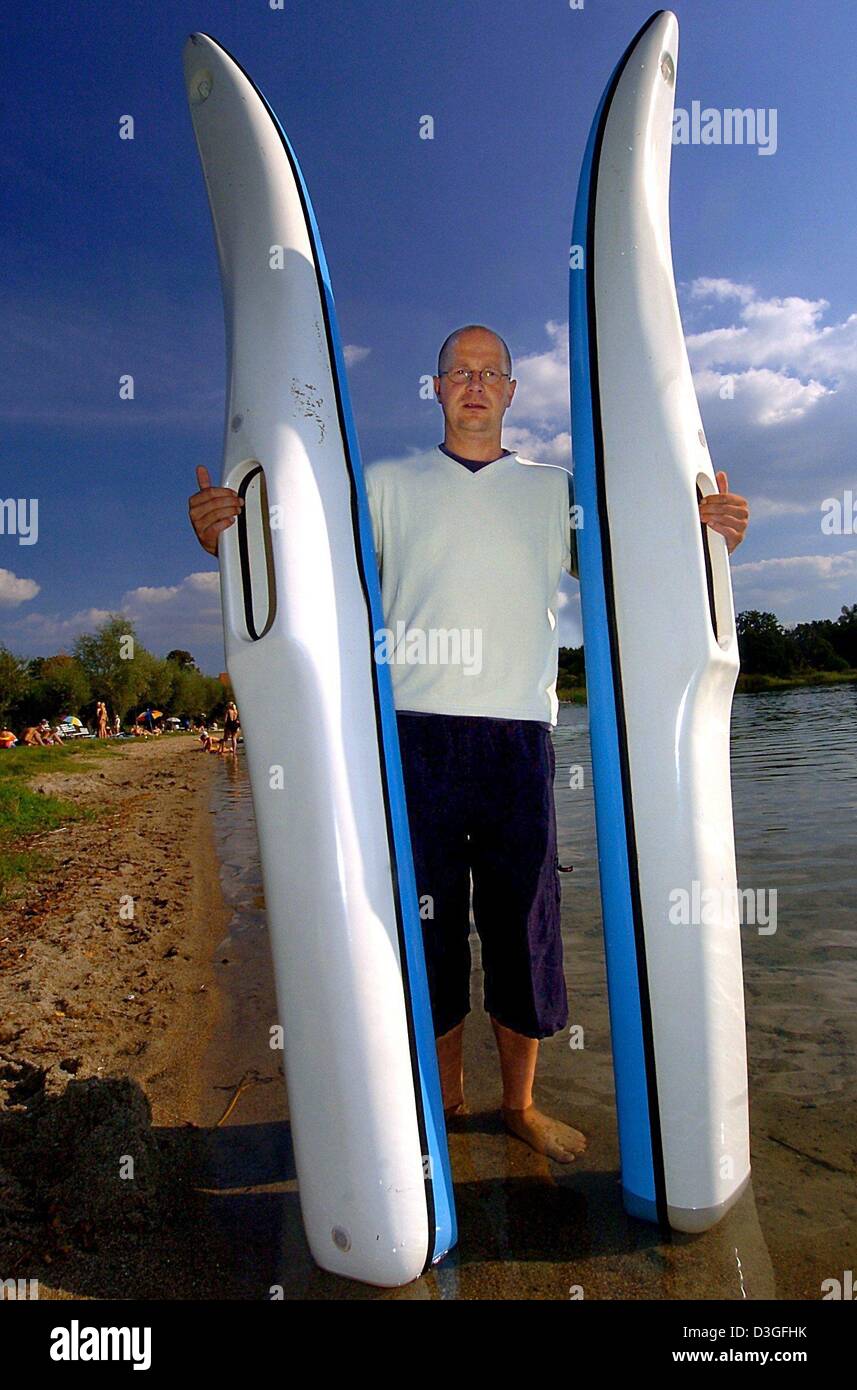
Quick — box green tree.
[165,649,198,670]
[73,615,149,720]
[736,611,795,677]
[142,654,180,712]
[15,653,92,726]
[789,623,848,673]
[170,664,215,719]
[833,603,857,667]
[558,644,586,685]
[0,645,28,725]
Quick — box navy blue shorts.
[396,712,568,1040]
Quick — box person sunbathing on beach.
[22,726,49,747]
[196,722,221,753]
[186,324,749,1164]
[0,727,17,749]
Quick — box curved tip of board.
[634,10,678,43]
[624,9,678,85]
[182,33,231,105]
[645,9,678,41]
[183,32,218,57]
[183,33,203,64]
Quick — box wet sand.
[1,728,854,1300]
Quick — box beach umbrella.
[61,715,82,726]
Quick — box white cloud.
[127,584,181,605]
[731,549,857,617]
[0,568,40,607]
[125,572,219,606]
[498,306,857,625]
[2,573,223,664]
[509,320,568,420]
[119,572,223,651]
[499,288,857,442]
[503,427,571,468]
[732,550,857,582]
[344,344,371,366]
[686,280,857,397]
[501,288,856,447]
[11,606,114,643]
[746,495,821,521]
[689,277,755,304]
[692,366,831,426]
[556,582,582,648]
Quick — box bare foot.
[502,1105,587,1163]
[443,1098,468,1118]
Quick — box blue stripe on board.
[270,113,457,1263]
[569,75,657,1213]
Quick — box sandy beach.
[0,736,232,1298]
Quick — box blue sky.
[3,0,857,675]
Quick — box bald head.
[433,325,517,459]
[437,325,512,378]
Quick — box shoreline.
[558,667,857,705]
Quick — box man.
[188,324,749,1163]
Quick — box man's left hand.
[698,470,749,553]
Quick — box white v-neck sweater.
[364,446,576,724]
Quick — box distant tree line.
[0,615,230,729]
[735,605,857,677]
[556,603,857,694]
[3,602,854,728]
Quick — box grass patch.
[0,744,104,901]
[0,739,128,782]
[737,669,857,694]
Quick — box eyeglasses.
[439,368,510,386]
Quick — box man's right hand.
[188,465,244,556]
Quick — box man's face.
[433,329,516,438]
